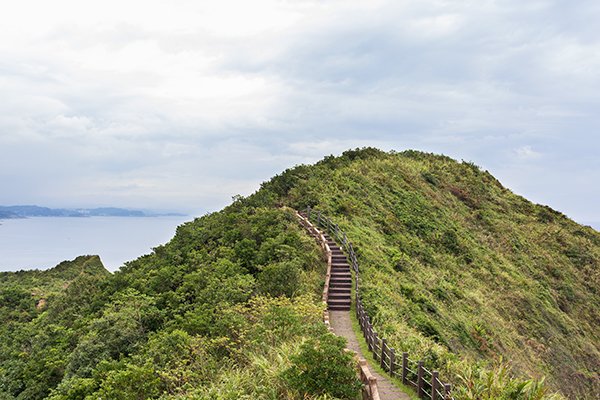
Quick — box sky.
[0,0,599,226]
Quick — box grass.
[349,294,419,400]
[262,148,599,399]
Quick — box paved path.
[329,311,411,400]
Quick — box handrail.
[304,207,455,400]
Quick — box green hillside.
[0,256,109,323]
[0,208,359,399]
[0,148,597,399]
[254,148,599,399]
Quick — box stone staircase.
[325,233,352,311]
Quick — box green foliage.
[282,333,361,399]
[453,359,562,400]
[0,205,336,399]
[248,148,597,399]
[2,147,598,399]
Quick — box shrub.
[257,261,301,297]
[282,333,361,399]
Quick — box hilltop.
[254,148,599,399]
[0,148,597,399]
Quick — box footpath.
[297,210,410,400]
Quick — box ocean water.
[0,216,191,272]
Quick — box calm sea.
[0,216,191,272]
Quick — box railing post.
[443,383,452,400]
[373,332,379,358]
[417,360,424,398]
[389,348,396,376]
[306,206,311,219]
[366,320,372,351]
[402,352,408,385]
[432,371,439,400]
[380,338,387,369]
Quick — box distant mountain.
[0,205,186,219]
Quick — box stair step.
[331,263,350,268]
[331,269,350,274]
[329,288,351,294]
[332,262,349,266]
[328,298,351,305]
[330,278,351,283]
[330,284,351,290]
[330,281,352,286]
[328,293,351,300]
[331,269,351,273]
[331,265,350,273]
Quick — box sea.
[0,216,192,272]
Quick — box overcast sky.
[1,0,598,225]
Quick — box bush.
[282,333,361,399]
[257,261,301,297]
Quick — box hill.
[0,148,597,399]
[0,255,110,321]
[253,148,599,399]
[0,206,358,399]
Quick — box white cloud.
[0,0,598,221]
[514,145,542,160]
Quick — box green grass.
[348,283,419,400]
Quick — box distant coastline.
[0,205,186,220]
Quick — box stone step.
[329,287,351,294]
[332,256,348,262]
[330,285,351,290]
[328,292,351,300]
[328,299,351,310]
[328,298,351,306]
[330,280,352,287]
[332,262,350,267]
[329,305,351,311]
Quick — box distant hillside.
[255,148,599,399]
[0,205,185,218]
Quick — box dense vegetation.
[0,207,360,399]
[2,148,598,399]
[253,148,598,399]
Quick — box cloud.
[0,0,598,221]
[514,145,542,160]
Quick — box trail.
[324,233,410,400]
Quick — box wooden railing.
[305,207,455,400]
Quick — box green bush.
[282,333,361,399]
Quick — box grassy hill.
[0,148,597,399]
[254,148,599,399]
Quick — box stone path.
[329,311,411,400]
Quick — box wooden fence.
[305,207,455,400]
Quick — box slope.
[252,148,599,399]
[0,206,360,399]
